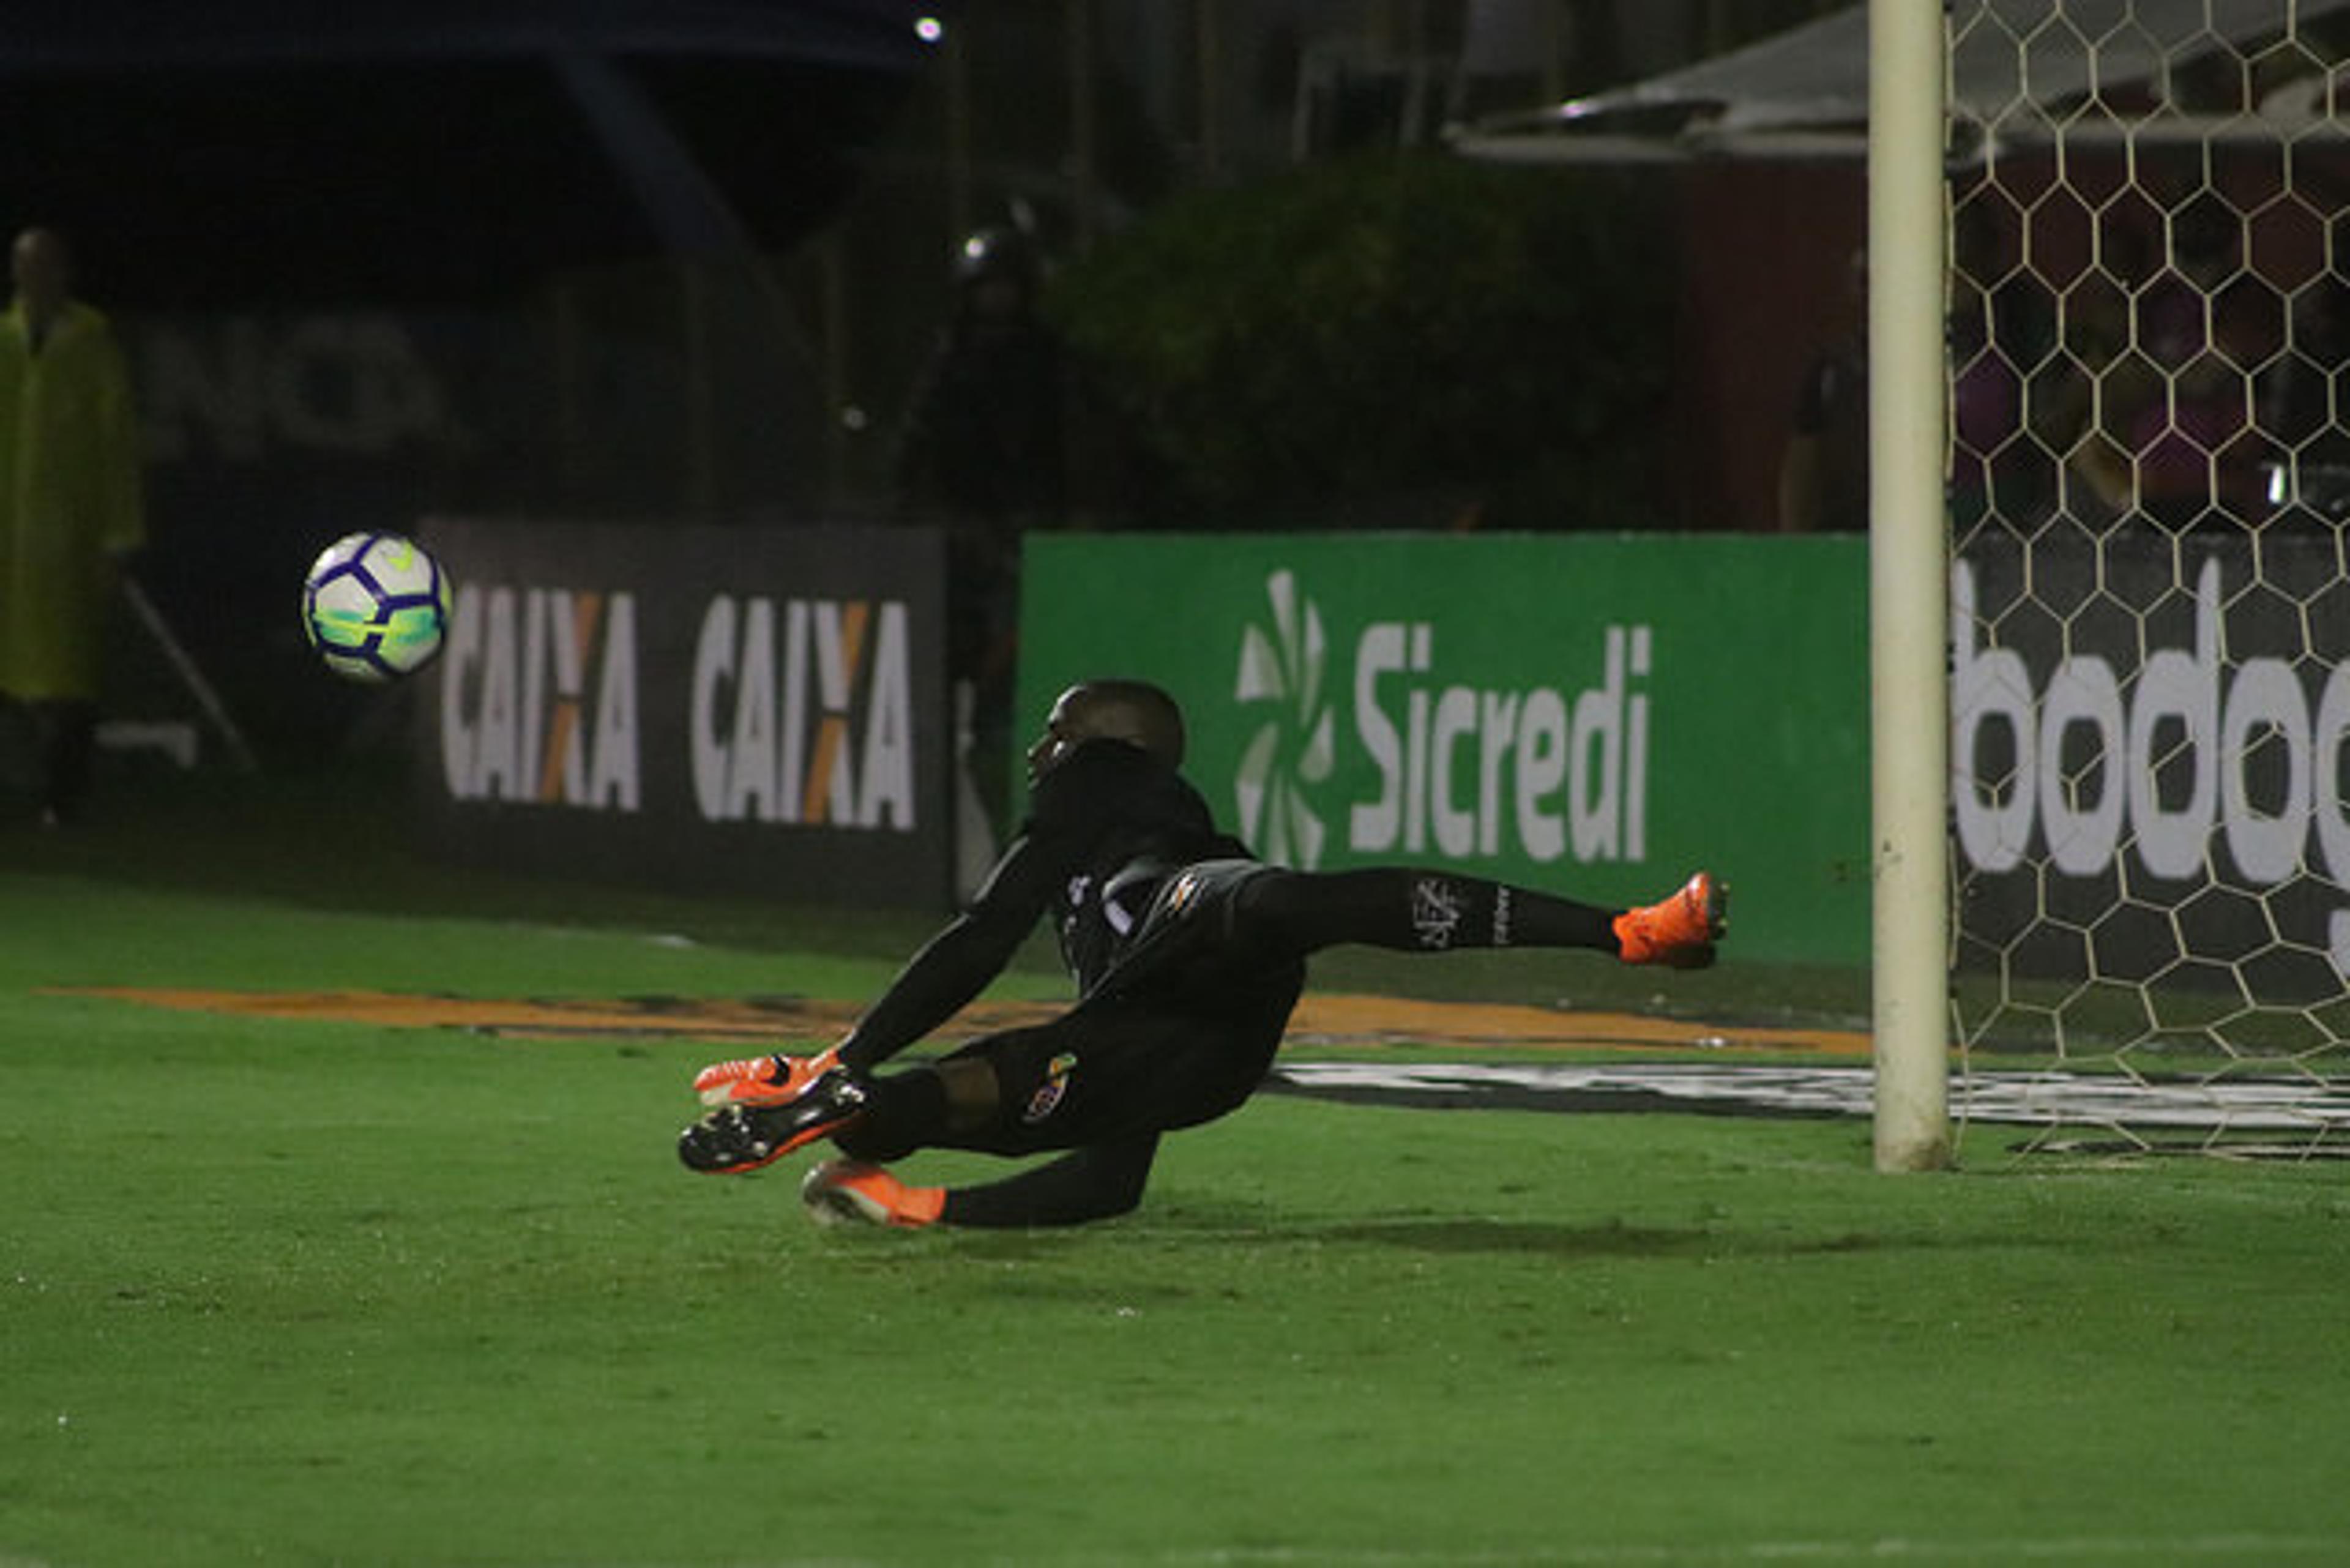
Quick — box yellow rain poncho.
[0,298,144,701]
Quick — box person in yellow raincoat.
[0,227,144,824]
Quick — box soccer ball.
[300,532,452,684]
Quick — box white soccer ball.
[300,532,452,684]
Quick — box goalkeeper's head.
[1028,679,1186,781]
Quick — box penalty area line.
[1033,1534,2350,1566]
[696,1536,2350,1567]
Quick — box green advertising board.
[1018,532,1869,966]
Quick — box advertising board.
[1019,532,1870,966]
[417,518,952,906]
[1953,532,2350,993]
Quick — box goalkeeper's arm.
[834,834,1056,1072]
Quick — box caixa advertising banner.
[1953,532,2350,994]
[1017,532,1871,967]
[415,517,950,906]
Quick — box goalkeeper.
[679,679,1725,1228]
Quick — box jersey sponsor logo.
[1164,870,1204,914]
[1232,569,1652,872]
[1023,1051,1079,1124]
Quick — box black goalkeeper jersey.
[1024,739,1251,994]
[835,739,1251,1069]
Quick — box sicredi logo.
[1231,570,1651,870]
[1233,570,1335,866]
[1950,556,2350,978]
[440,584,641,810]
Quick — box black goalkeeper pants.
[835,983,1301,1229]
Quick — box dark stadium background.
[0,1,1863,764]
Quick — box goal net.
[1945,0,2350,1154]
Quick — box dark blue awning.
[0,1,941,75]
[0,2,954,304]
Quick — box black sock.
[1236,868,1619,956]
[940,1138,1160,1228]
[834,1067,950,1164]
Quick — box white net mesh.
[1945,1,2350,1154]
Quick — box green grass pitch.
[4,771,2350,1566]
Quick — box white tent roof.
[1453,0,2350,164]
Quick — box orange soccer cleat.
[799,1159,946,1229]
[1613,871,1728,969]
[677,1068,871,1176]
[692,1046,841,1108]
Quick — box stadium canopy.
[1450,0,2350,165]
[0,0,951,304]
[0,0,935,74]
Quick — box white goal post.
[1870,0,1954,1171]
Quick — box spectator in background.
[2259,269,2350,520]
[1947,201,2059,531]
[0,227,144,827]
[1777,247,1870,532]
[897,225,1075,844]
[2070,201,2278,528]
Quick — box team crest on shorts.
[1024,1052,1079,1124]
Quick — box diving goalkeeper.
[679,678,1726,1228]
